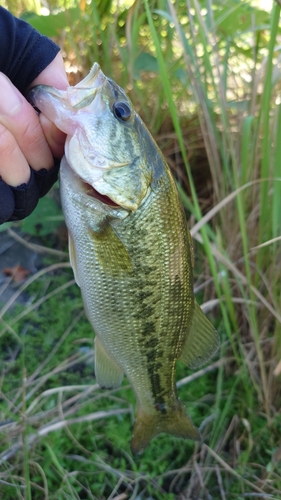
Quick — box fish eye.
[112,101,131,121]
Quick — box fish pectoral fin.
[131,400,200,455]
[179,302,220,368]
[95,336,124,389]
[68,232,80,287]
[179,301,220,369]
[89,223,132,276]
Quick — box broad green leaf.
[134,52,159,76]
[22,8,80,37]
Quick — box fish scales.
[62,158,192,410]
[29,63,219,454]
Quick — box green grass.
[1,0,281,498]
[0,261,224,498]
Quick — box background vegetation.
[0,0,281,498]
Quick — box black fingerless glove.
[0,158,60,224]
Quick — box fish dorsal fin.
[95,336,124,389]
[68,232,80,287]
[179,302,219,369]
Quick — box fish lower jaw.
[83,181,121,208]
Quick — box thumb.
[27,52,69,91]
[28,52,69,159]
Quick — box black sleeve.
[0,6,60,93]
[0,8,62,224]
[0,160,60,224]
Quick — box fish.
[29,63,219,454]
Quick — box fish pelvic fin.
[95,336,123,389]
[179,301,220,369]
[131,399,200,455]
[68,232,80,287]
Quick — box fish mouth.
[83,181,121,208]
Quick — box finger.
[28,52,69,90]
[39,113,66,159]
[0,73,54,172]
[0,123,30,186]
[28,52,68,159]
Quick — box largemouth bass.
[29,64,219,454]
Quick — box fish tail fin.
[131,400,200,455]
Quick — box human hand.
[0,52,68,186]
[0,52,68,223]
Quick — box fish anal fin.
[68,232,80,287]
[179,301,220,369]
[95,336,123,389]
[131,400,200,455]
